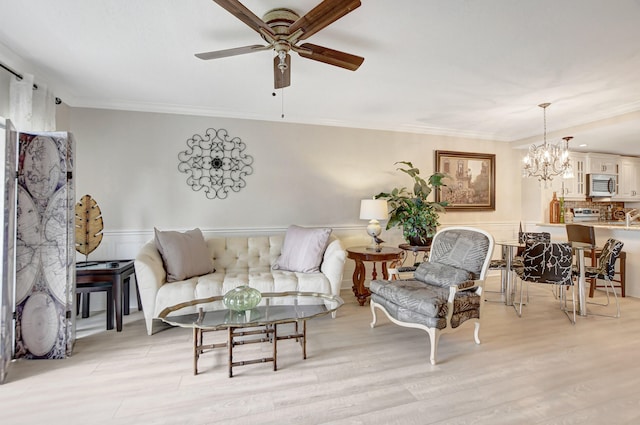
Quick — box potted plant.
[375,161,448,246]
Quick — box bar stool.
[565,224,598,289]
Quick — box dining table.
[494,240,593,316]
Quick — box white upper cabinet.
[614,156,640,200]
[562,152,587,200]
[587,153,620,174]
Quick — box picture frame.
[435,150,495,211]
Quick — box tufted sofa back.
[207,236,284,272]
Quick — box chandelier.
[522,103,572,187]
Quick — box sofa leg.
[474,321,481,345]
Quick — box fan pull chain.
[281,88,285,119]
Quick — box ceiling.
[1,0,640,155]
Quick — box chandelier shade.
[522,103,572,186]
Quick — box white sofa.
[134,232,346,335]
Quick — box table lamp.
[360,199,388,250]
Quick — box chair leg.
[484,267,507,303]
[512,278,525,317]
[369,301,379,328]
[427,328,441,365]
[559,284,576,325]
[474,322,481,345]
[586,277,620,318]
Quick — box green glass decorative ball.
[223,285,262,312]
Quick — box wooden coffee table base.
[193,321,306,377]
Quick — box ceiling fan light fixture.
[199,0,364,89]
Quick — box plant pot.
[408,235,433,247]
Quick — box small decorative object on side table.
[346,246,404,306]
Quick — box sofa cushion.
[272,225,332,273]
[154,227,215,282]
[414,262,473,287]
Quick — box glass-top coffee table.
[158,291,343,377]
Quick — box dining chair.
[516,231,551,256]
[513,241,575,324]
[487,255,508,302]
[512,231,552,302]
[573,238,624,318]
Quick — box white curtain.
[9,72,56,132]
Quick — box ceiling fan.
[196,0,365,89]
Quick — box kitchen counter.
[537,222,640,230]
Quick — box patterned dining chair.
[513,241,575,324]
[486,231,550,303]
[573,238,624,318]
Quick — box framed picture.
[435,150,495,211]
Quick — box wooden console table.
[346,246,403,306]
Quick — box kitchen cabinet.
[562,152,587,200]
[615,156,640,200]
[587,153,620,174]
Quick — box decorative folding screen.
[1,119,17,383]
[14,132,75,359]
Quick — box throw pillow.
[273,225,332,273]
[414,262,473,288]
[154,227,215,283]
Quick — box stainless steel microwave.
[587,173,617,197]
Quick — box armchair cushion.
[414,262,473,287]
[370,279,481,329]
[272,225,332,273]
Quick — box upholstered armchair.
[369,226,494,365]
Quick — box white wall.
[66,107,525,304]
[69,107,523,237]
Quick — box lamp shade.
[359,199,388,220]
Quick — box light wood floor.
[2,277,640,425]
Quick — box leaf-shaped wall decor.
[75,194,104,258]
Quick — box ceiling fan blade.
[274,54,291,89]
[296,43,364,71]
[212,0,276,40]
[287,0,361,42]
[195,44,271,60]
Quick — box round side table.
[346,246,403,306]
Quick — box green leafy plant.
[375,161,448,245]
